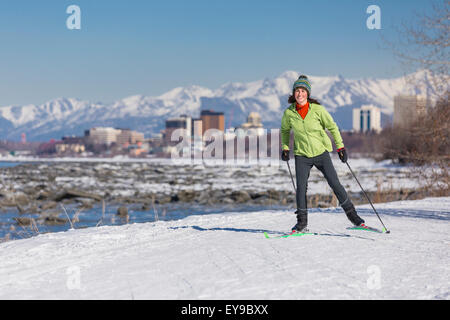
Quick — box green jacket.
[281,103,344,158]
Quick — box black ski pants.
[294,151,348,212]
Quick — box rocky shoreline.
[0,162,288,227]
[0,160,426,229]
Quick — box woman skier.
[281,75,365,233]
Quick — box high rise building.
[192,119,203,138]
[164,115,192,143]
[393,95,428,128]
[116,129,145,147]
[352,105,381,133]
[88,127,122,145]
[200,110,224,135]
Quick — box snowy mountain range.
[0,70,436,141]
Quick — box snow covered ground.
[0,197,448,300]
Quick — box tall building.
[200,110,225,135]
[116,129,145,147]
[352,105,381,133]
[393,95,428,128]
[192,119,203,138]
[164,115,192,143]
[88,127,122,145]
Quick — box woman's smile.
[294,88,308,105]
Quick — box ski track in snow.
[0,197,449,300]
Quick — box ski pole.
[286,160,296,193]
[345,161,390,233]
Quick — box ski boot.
[341,199,365,227]
[292,209,309,233]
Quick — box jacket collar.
[288,102,312,113]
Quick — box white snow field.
[0,197,449,300]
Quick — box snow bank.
[0,197,449,300]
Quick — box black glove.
[281,150,290,161]
[337,148,348,163]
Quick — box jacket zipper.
[292,105,314,156]
[301,117,314,156]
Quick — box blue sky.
[0,0,436,106]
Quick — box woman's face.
[294,87,308,105]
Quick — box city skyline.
[0,68,435,142]
[0,0,435,106]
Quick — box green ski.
[346,225,387,234]
[264,231,318,239]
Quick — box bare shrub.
[378,94,449,196]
